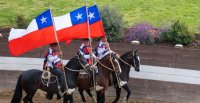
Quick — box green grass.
[1,0,200,32]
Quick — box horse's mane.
[66,56,78,67]
[120,50,133,59]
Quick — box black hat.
[82,38,89,41]
[50,42,58,46]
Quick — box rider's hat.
[50,42,58,46]
[100,35,106,38]
[82,38,89,41]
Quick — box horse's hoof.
[122,97,127,103]
[57,95,61,100]
[82,99,86,102]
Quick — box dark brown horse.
[11,55,90,103]
[77,50,140,103]
[76,53,122,103]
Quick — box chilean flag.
[9,9,56,56]
[55,6,88,41]
[88,5,105,38]
[64,5,105,45]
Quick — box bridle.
[64,55,89,72]
[117,51,139,69]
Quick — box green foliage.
[1,0,200,32]
[15,14,29,29]
[161,20,194,45]
[100,5,124,42]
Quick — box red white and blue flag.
[88,5,105,38]
[8,5,105,55]
[9,9,56,56]
[55,6,88,41]
[63,5,105,45]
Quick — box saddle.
[78,71,89,79]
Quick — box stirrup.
[61,88,76,95]
[119,81,127,87]
[95,85,104,91]
[66,88,76,95]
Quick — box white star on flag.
[40,16,47,24]
[76,13,82,20]
[88,12,95,20]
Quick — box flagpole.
[85,0,97,96]
[93,0,97,4]
[49,6,69,94]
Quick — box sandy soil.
[0,90,160,103]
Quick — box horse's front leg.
[63,94,74,103]
[97,91,103,103]
[102,91,105,103]
[69,95,74,103]
[123,84,131,101]
[97,90,105,103]
[56,92,61,100]
[112,86,121,103]
[78,88,86,102]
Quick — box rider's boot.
[119,81,127,87]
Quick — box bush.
[15,14,29,29]
[160,20,194,45]
[125,22,160,44]
[100,5,124,42]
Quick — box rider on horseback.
[79,39,104,91]
[97,36,127,87]
[44,42,75,95]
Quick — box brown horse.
[77,50,141,103]
[77,53,122,103]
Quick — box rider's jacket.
[97,41,112,59]
[79,43,96,65]
[43,48,62,69]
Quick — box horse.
[112,50,140,103]
[77,50,140,103]
[76,52,122,103]
[11,54,90,103]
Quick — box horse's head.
[131,50,140,72]
[65,54,90,72]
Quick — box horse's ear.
[134,50,138,54]
[76,52,82,59]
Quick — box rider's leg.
[50,68,65,92]
[112,72,127,88]
[50,68,75,95]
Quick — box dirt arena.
[0,89,164,103]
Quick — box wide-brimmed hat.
[82,38,89,41]
[50,42,58,46]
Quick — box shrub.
[160,20,194,45]
[125,22,160,44]
[15,14,29,29]
[100,5,124,42]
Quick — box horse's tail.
[11,74,22,103]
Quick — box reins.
[96,59,115,72]
[64,67,85,72]
[117,57,134,68]
[64,56,89,72]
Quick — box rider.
[96,36,127,87]
[44,42,75,95]
[79,39,104,91]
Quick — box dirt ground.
[0,90,162,103]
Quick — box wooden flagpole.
[48,1,69,94]
[85,0,97,95]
